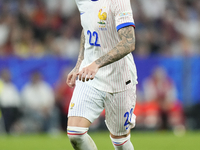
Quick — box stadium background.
[0,0,200,149]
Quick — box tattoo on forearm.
[75,30,85,71]
[95,26,135,68]
[79,30,85,60]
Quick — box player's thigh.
[68,116,91,128]
[105,85,136,136]
[68,81,105,127]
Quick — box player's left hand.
[77,61,99,82]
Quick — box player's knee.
[110,134,131,147]
[67,126,88,144]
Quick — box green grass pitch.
[0,131,200,150]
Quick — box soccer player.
[66,0,137,149]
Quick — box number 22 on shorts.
[124,108,134,130]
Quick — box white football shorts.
[68,81,136,136]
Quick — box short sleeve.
[75,0,90,13]
[111,0,135,31]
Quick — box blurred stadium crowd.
[0,0,200,134]
[0,0,199,58]
[0,0,82,59]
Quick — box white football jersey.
[75,0,138,93]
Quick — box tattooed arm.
[95,26,135,68]
[66,30,85,87]
[74,29,85,71]
[78,26,135,82]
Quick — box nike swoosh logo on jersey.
[80,12,85,15]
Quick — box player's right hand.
[66,69,78,88]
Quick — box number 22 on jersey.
[87,30,101,47]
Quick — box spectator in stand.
[0,68,21,134]
[0,15,10,54]
[53,26,79,59]
[44,0,77,18]
[171,1,200,56]
[142,67,184,130]
[139,0,167,20]
[21,71,58,133]
[0,13,15,56]
[13,26,46,58]
[55,68,74,131]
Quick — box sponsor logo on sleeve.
[119,12,132,17]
